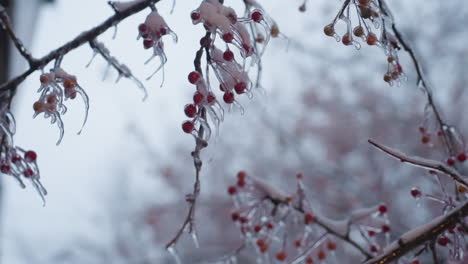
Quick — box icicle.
[191,229,200,248]
[54,113,65,145]
[86,51,98,68]
[167,246,182,264]
[75,85,89,135]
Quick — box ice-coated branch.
[376,0,456,157]
[368,139,468,187]
[165,40,209,250]
[0,4,35,66]
[255,177,373,259]
[0,0,159,100]
[89,40,148,100]
[364,200,468,264]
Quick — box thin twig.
[368,139,468,187]
[266,190,373,259]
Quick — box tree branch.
[254,177,373,260]
[368,139,468,187]
[377,0,456,157]
[364,200,468,264]
[0,0,159,99]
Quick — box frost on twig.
[89,40,148,100]
[368,139,468,187]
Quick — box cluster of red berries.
[324,0,406,85]
[34,68,89,145]
[0,147,46,201]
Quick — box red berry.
[457,153,467,162]
[0,164,10,174]
[223,92,235,104]
[143,39,154,49]
[411,259,420,264]
[447,157,456,166]
[378,204,387,214]
[193,92,204,105]
[237,177,246,187]
[227,185,237,195]
[327,241,336,250]
[223,50,234,61]
[437,236,449,246]
[12,155,21,163]
[184,104,197,118]
[231,212,240,221]
[254,225,262,233]
[23,168,34,177]
[368,230,376,237]
[182,121,194,133]
[251,10,263,22]
[188,71,201,84]
[234,82,247,94]
[276,251,287,261]
[421,135,430,144]
[237,171,246,180]
[304,212,315,224]
[342,33,352,46]
[366,33,378,45]
[24,151,37,162]
[317,250,326,260]
[159,27,168,35]
[306,257,314,264]
[294,239,302,248]
[242,43,254,55]
[239,216,248,224]
[256,239,266,248]
[370,245,378,253]
[138,23,147,33]
[222,32,234,43]
[266,222,274,229]
[382,224,391,233]
[206,93,216,104]
[190,11,200,21]
[410,188,421,198]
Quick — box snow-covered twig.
[0,0,159,103]
[364,200,468,264]
[368,139,468,187]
